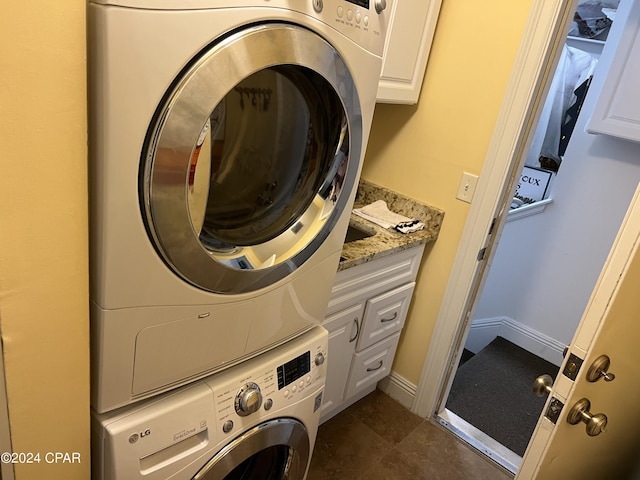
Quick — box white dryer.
[88,0,388,412]
[92,326,328,480]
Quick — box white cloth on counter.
[353,200,425,234]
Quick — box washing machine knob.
[314,352,325,366]
[374,0,387,14]
[235,382,263,417]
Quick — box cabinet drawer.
[327,245,424,316]
[345,332,400,399]
[357,282,415,352]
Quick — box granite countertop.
[338,180,445,271]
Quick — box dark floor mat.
[446,336,559,456]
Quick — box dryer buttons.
[222,420,234,433]
[235,382,263,417]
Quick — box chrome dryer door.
[141,23,362,294]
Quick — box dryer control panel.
[263,0,390,56]
[89,0,389,56]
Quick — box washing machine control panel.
[209,327,328,434]
[234,382,263,417]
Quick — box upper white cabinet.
[376,0,442,104]
[587,0,640,143]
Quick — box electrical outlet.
[456,172,478,203]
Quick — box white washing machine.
[92,326,328,480]
[88,0,388,413]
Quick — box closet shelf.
[507,198,553,223]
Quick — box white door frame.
[412,0,578,418]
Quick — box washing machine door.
[141,23,363,294]
[192,418,310,479]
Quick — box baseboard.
[467,317,565,367]
[377,371,416,411]
[463,318,503,355]
[374,316,564,413]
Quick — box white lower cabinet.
[321,303,364,417]
[320,245,424,423]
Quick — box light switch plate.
[456,172,478,203]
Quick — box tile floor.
[308,389,513,480]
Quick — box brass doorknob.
[567,398,608,436]
[586,355,616,383]
[533,374,554,397]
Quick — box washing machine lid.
[192,418,310,479]
[141,23,362,294]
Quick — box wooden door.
[517,184,640,478]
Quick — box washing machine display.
[277,351,311,390]
[88,0,388,413]
[142,24,358,294]
[92,327,328,480]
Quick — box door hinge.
[488,217,497,236]
[477,217,498,262]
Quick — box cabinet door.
[376,0,442,104]
[320,303,364,420]
[345,332,401,399]
[587,0,640,143]
[357,282,415,351]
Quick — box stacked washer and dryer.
[88,0,388,478]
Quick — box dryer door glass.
[141,23,362,294]
[188,65,346,249]
[192,419,310,480]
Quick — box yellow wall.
[0,0,533,477]
[362,0,534,384]
[0,2,90,479]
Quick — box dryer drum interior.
[192,419,310,479]
[141,23,363,294]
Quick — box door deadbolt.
[586,355,616,383]
[533,374,554,397]
[567,398,608,436]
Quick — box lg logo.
[128,429,151,444]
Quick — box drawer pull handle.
[367,360,384,372]
[349,318,360,343]
[381,312,398,323]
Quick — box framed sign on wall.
[515,165,553,205]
